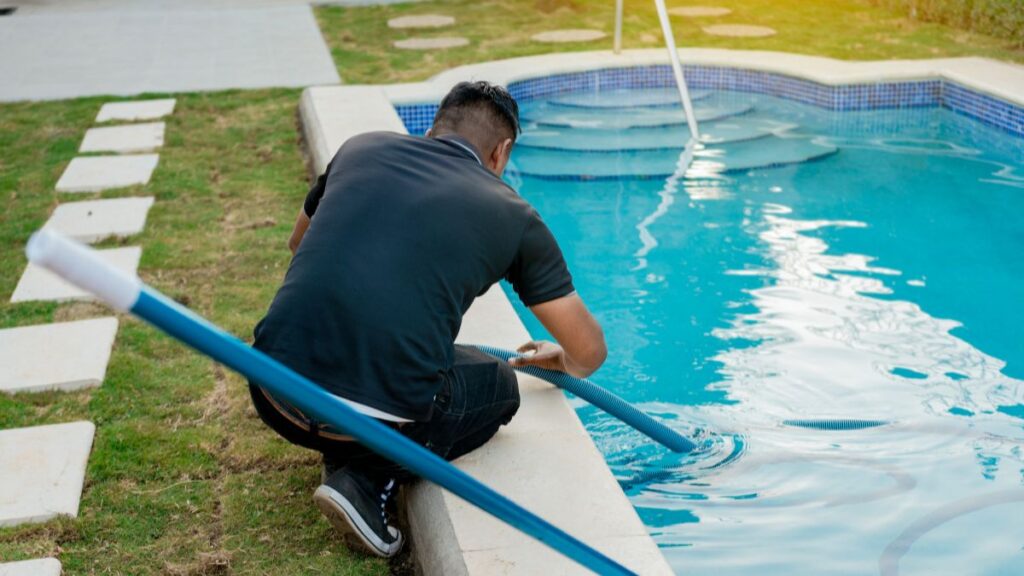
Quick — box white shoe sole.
[313,484,403,558]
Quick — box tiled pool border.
[395,65,1024,138]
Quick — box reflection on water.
[506,90,1024,575]
[634,141,699,270]
[665,204,1024,574]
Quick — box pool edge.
[383,49,1024,138]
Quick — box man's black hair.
[432,81,521,146]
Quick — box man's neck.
[433,133,484,166]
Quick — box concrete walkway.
[9,0,416,11]
[0,4,340,102]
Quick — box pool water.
[501,88,1024,575]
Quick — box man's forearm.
[561,340,607,378]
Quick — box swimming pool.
[501,86,1024,574]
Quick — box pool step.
[517,116,795,152]
[547,88,713,109]
[521,102,754,130]
[508,135,838,180]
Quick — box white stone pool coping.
[386,48,1024,114]
[300,48,1024,575]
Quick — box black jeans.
[249,344,521,484]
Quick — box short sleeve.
[505,211,575,307]
[303,160,332,218]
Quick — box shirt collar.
[435,134,483,166]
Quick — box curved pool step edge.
[523,104,755,130]
[547,89,713,109]
[508,144,840,181]
[517,130,774,153]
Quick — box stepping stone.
[393,37,469,50]
[44,196,156,243]
[55,154,159,193]
[95,98,176,123]
[668,6,732,17]
[387,14,455,29]
[0,421,95,527]
[0,559,62,576]
[0,318,119,394]
[531,29,606,43]
[80,122,165,154]
[10,246,141,303]
[702,24,776,37]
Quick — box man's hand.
[522,293,606,378]
[509,340,569,373]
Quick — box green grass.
[0,90,389,575]
[868,0,1023,47]
[1,1,1022,573]
[316,0,1024,84]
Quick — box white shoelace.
[380,479,396,522]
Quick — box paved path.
[0,4,340,102]
[10,0,416,11]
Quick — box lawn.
[0,90,390,575]
[316,0,1024,84]
[0,0,1021,574]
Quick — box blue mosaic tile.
[397,103,438,136]
[394,65,1023,138]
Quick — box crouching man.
[249,81,606,557]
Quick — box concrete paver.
[531,29,607,43]
[11,246,142,303]
[0,421,95,527]
[387,14,454,29]
[55,155,159,193]
[668,6,731,17]
[703,24,777,37]
[0,559,62,576]
[0,6,340,102]
[96,99,176,122]
[13,0,420,11]
[80,122,165,153]
[44,196,156,242]
[0,318,119,394]
[394,37,469,50]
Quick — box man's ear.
[425,128,433,137]
[489,138,513,171]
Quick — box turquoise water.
[501,88,1024,575]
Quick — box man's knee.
[495,360,520,424]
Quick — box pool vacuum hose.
[474,345,696,453]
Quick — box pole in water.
[474,345,696,454]
[25,229,637,576]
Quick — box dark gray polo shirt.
[254,131,574,421]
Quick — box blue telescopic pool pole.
[473,345,695,454]
[25,229,634,576]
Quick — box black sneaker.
[313,466,404,558]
